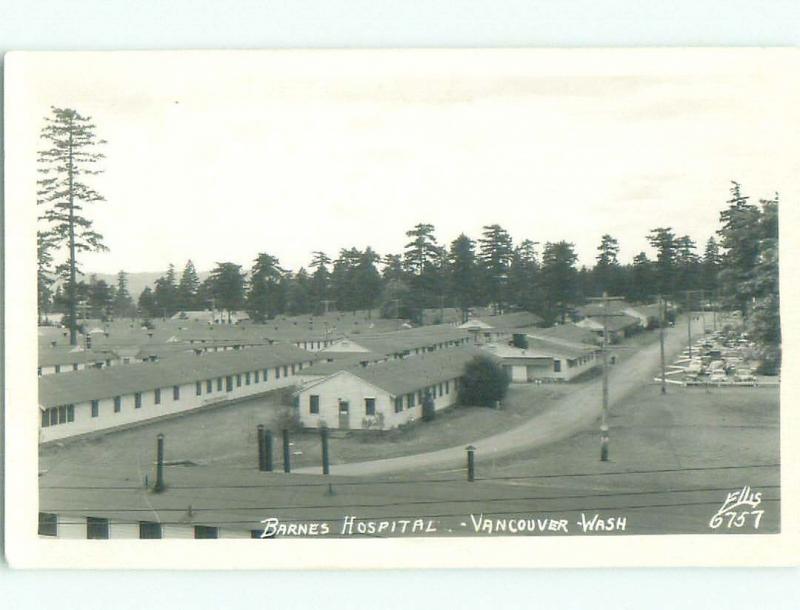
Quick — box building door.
[338,400,350,429]
[225,376,233,392]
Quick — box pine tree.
[540,241,578,324]
[37,107,108,344]
[177,259,201,311]
[448,234,480,321]
[153,264,179,318]
[112,270,136,318]
[246,254,285,322]
[37,231,56,324]
[647,227,678,296]
[478,224,514,314]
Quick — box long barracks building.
[37,344,317,443]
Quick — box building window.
[283,365,288,377]
[275,366,281,379]
[50,408,58,425]
[309,395,320,414]
[135,393,142,408]
[206,379,213,393]
[38,512,58,537]
[91,400,99,417]
[254,370,260,383]
[263,368,269,381]
[365,398,376,416]
[73,363,79,371]
[407,393,415,409]
[41,410,50,427]
[67,404,74,422]
[194,525,218,539]
[338,400,349,415]
[114,396,122,412]
[55,364,61,373]
[86,516,109,539]
[195,381,202,396]
[38,367,42,376]
[217,377,223,391]
[139,521,162,539]
[173,385,180,400]
[290,364,296,375]
[394,397,403,413]
[445,381,450,394]
[58,405,67,424]
[154,388,161,405]
[553,360,561,373]
[236,374,242,387]
[245,372,251,385]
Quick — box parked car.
[709,370,727,383]
[734,369,757,383]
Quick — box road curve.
[297,318,692,477]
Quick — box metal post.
[257,424,265,471]
[154,433,165,492]
[264,429,273,472]
[686,291,693,359]
[321,427,330,475]
[466,445,476,481]
[659,296,666,395]
[282,428,291,473]
[600,292,610,461]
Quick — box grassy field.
[39,377,575,473]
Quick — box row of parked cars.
[684,330,758,384]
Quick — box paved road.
[297,318,694,477]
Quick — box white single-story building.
[459,311,545,344]
[38,344,317,443]
[38,347,119,376]
[483,337,600,383]
[294,348,487,431]
[575,314,641,343]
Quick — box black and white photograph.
[4,49,798,568]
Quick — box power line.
[40,462,781,491]
[42,484,780,514]
[45,496,781,528]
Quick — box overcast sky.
[8,50,798,275]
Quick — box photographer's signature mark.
[709,486,764,530]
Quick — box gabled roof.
[324,347,492,397]
[461,311,544,331]
[38,344,316,408]
[38,348,118,368]
[576,314,640,332]
[527,323,598,346]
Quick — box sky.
[7,49,799,275]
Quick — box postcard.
[4,49,799,568]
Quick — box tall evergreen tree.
[540,241,578,324]
[507,238,539,312]
[36,107,108,345]
[594,234,622,297]
[647,227,678,296]
[478,224,514,314]
[153,264,179,318]
[309,251,331,313]
[246,254,285,322]
[112,270,136,318]
[448,234,480,321]
[702,237,722,292]
[177,259,201,311]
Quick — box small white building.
[483,337,600,383]
[295,348,485,431]
[38,347,119,376]
[38,344,316,443]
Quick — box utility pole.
[586,291,625,462]
[658,295,666,395]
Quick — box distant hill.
[81,270,211,300]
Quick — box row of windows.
[38,513,224,539]
[37,360,112,376]
[42,361,312,426]
[306,379,459,417]
[40,405,75,427]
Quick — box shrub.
[458,355,510,408]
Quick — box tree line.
[36,107,779,370]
